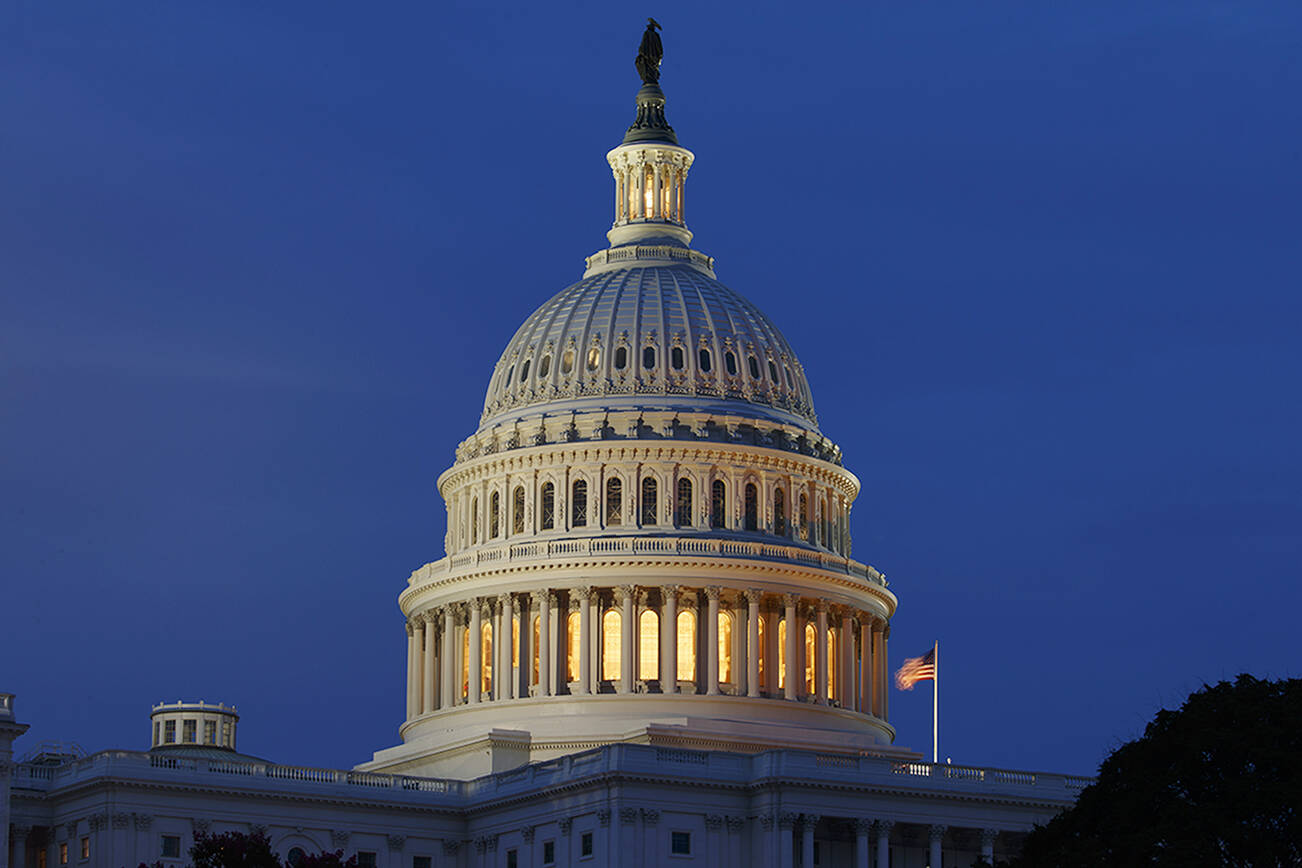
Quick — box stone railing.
[410,535,887,589]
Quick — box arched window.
[785,366,795,388]
[804,623,817,695]
[757,615,766,685]
[643,346,656,369]
[773,487,786,536]
[505,365,514,387]
[698,348,712,372]
[748,355,760,379]
[821,499,830,548]
[768,359,780,382]
[561,348,575,374]
[512,485,525,535]
[481,620,493,695]
[643,164,654,216]
[540,482,555,530]
[606,477,622,526]
[744,483,758,531]
[724,351,737,376]
[671,346,685,370]
[572,479,587,527]
[777,618,786,689]
[718,611,733,684]
[489,490,500,538]
[538,354,551,378]
[512,615,520,670]
[471,496,479,544]
[519,359,530,382]
[710,479,726,529]
[614,346,628,369]
[287,850,305,867]
[641,477,658,525]
[827,629,838,701]
[677,609,697,682]
[532,616,541,684]
[602,609,621,681]
[675,477,693,527]
[462,628,470,700]
[799,492,809,541]
[567,612,580,682]
[587,346,601,371]
[639,610,659,680]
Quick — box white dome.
[480,261,819,433]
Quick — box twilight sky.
[3,1,1299,777]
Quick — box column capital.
[801,813,821,828]
[574,585,593,602]
[980,828,1000,847]
[530,589,549,606]
[874,820,895,836]
[725,816,746,833]
[661,584,680,601]
[405,620,415,636]
[815,598,830,614]
[616,584,637,603]
[928,824,948,842]
[421,610,439,626]
[704,586,721,603]
[496,593,511,609]
[704,815,723,831]
[853,818,873,834]
[744,588,764,605]
[782,593,799,608]
[778,812,799,829]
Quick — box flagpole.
[932,640,939,763]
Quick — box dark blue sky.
[3,2,1299,776]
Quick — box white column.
[928,825,945,868]
[800,816,817,868]
[469,600,482,704]
[537,591,553,696]
[874,821,893,868]
[871,620,884,717]
[422,614,437,714]
[746,590,761,698]
[577,587,592,694]
[441,606,455,708]
[840,609,854,709]
[815,601,829,705]
[510,597,522,699]
[652,164,663,219]
[619,586,635,693]
[662,586,678,692]
[495,595,510,701]
[853,819,870,868]
[404,620,418,720]
[783,594,798,701]
[882,624,890,721]
[980,829,998,863]
[778,814,796,868]
[706,587,721,695]
[859,617,873,715]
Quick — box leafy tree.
[1007,674,1302,867]
[189,831,281,868]
[293,851,357,868]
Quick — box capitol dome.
[364,36,903,781]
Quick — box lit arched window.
[773,487,786,536]
[675,477,693,527]
[799,492,809,541]
[562,348,575,374]
[639,610,659,680]
[757,615,766,685]
[567,611,580,682]
[489,490,500,539]
[606,477,622,526]
[677,609,697,682]
[586,346,601,372]
[602,609,621,681]
[512,486,525,535]
[540,482,555,530]
[512,615,520,670]
[744,483,758,531]
[532,616,541,684]
[481,620,493,696]
[572,479,588,527]
[718,611,733,684]
[643,165,654,217]
[777,618,786,689]
[462,628,470,700]
[827,629,838,701]
[641,477,658,525]
[710,479,726,529]
[805,623,817,695]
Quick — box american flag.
[895,647,937,690]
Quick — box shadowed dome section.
[479,264,818,432]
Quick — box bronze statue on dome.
[635,18,663,84]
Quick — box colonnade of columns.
[612,159,687,225]
[404,585,890,724]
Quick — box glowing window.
[639,609,659,680]
[718,611,732,683]
[698,348,711,372]
[567,611,580,682]
[489,490,500,538]
[758,616,766,684]
[614,346,628,369]
[532,616,540,684]
[462,628,470,700]
[710,479,726,529]
[744,483,758,531]
[675,477,692,527]
[644,165,654,216]
[540,483,555,530]
[777,619,786,689]
[774,487,786,536]
[677,609,696,682]
[805,623,817,694]
[671,346,685,370]
[512,615,520,669]
[512,486,525,534]
[587,347,601,371]
[602,609,621,681]
[724,351,737,376]
[520,360,530,382]
[481,620,493,695]
[828,629,837,701]
[641,477,658,525]
[562,349,575,374]
[538,354,551,378]
[643,346,656,369]
[182,719,196,743]
[748,355,760,379]
[606,477,622,525]
[572,480,587,527]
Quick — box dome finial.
[624,19,677,145]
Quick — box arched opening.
[804,623,817,695]
[519,359,530,382]
[567,611,580,682]
[675,477,693,527]
[538,354,551,378]
[641,477,658,525]
[562,348,575,374]
[614,346,628,369]
[606,477,622,526]
[643,346,656,369]
[725,351,738,376]
[677,609,697,682]
[540,482,555,530]
[744,483,758,531]
[710,479,726,529]
[757,615,766,685]
[698,348,712,372]
[773,487,786,536]
[718,610,733,684]
[777,618,786,689]
[532,616,541,685]
[481,620,493,696]
[586,346,601,371]
[572,479,587,527]
[827,628,838,702]
[639,610,659,681]
[462,628,470,701]
[489,490,500,539]
[799,492,809,541]
[643,164,654,217]
[602,609,621,681]
[512,485,525,535]
[748,355,760,379]
[512,615,520,671]
[671,346,685,370]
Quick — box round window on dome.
[520,360,530,382]
[643,346,656,369]
[671,347,685,370]
[587,347,601,371]
[698,348,712,372]
[725,351,737,376]
[538,355,551,378]
[562,349,575,375]
[614,346,628,370]
[748,355,760,379]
